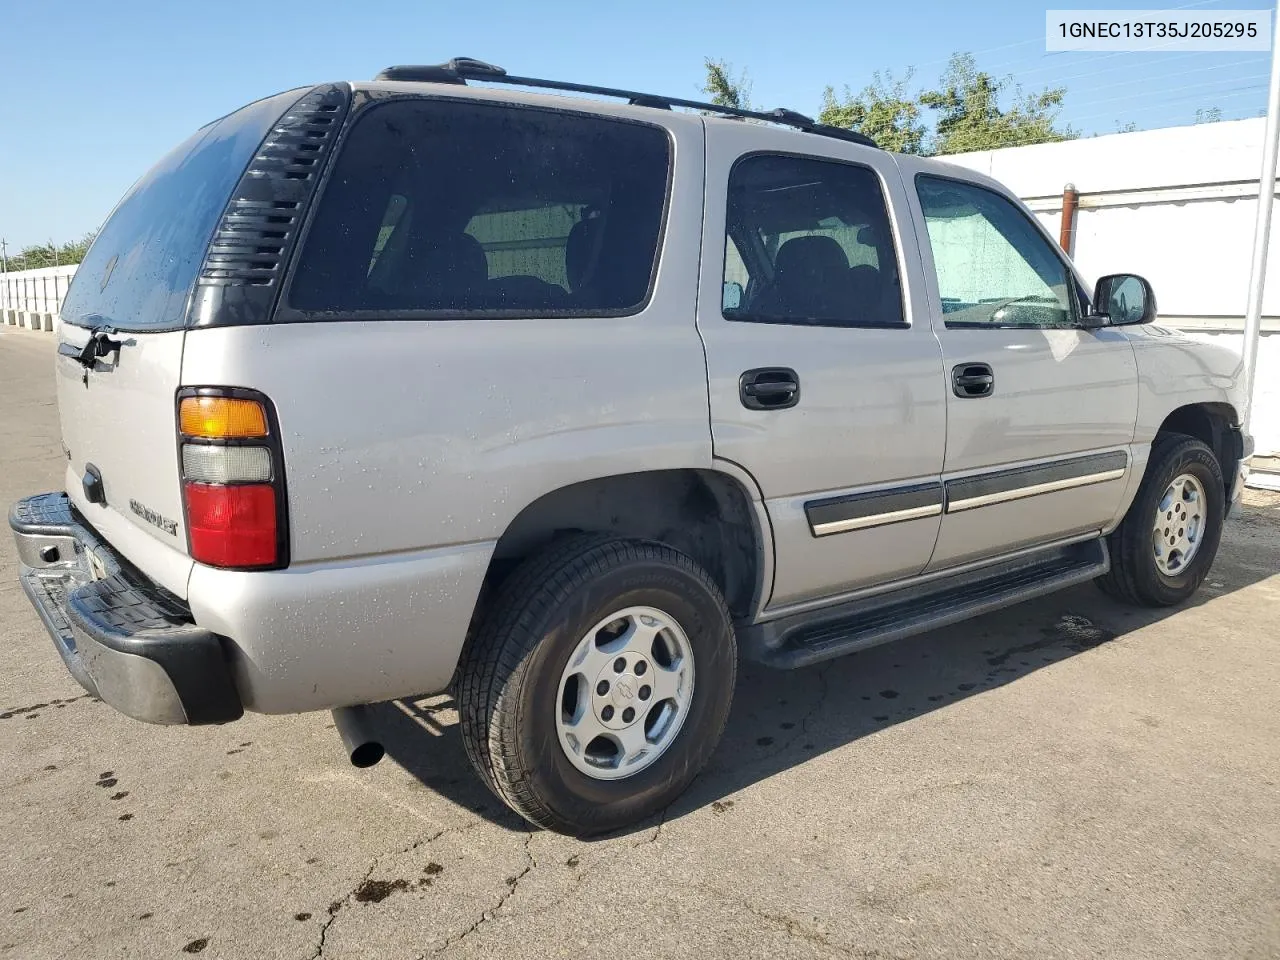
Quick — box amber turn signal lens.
[180,397,268,438]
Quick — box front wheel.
[457,535,737,835]
[1097,434,1226,607]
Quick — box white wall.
[946,118,1280,455]
[0,264,77,334]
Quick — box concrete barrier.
[1,264,77,330]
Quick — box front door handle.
[952,362,994,398]
[740,367,800,410]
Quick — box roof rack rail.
[373,58,881,150]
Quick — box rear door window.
[288,99,671,317]
[61,90,302,331]
[723,154,905,328]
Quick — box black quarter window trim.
[913,172,1082,331]
[722,149,911,331]
[805,481,944,536]
[272,95,675,324]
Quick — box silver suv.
[10,60,1253,834]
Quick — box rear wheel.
[457,535,736,835]
[1097,434,1225,607]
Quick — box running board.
[740,539,1110,669]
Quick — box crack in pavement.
[309,858,379,960]
[308,822,479,960]
[423,830,538,957]
[744,902,913,960]
[749,661,835,766]
[629,801,671,849]
[695,883,911,960]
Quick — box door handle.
[740,367,800,410]
[952,362,994,398]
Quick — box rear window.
[287,99,671,317]
[62,90,301,331]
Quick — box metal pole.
[1059,182,1079,255]
[1241,1,1280,432]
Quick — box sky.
[0,0,1274,250]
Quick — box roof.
[362,58,880,150]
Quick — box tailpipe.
[331,705,385,768]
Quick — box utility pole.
[1,238,8,275]
[1241,0,1280,434]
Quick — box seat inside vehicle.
[725,154,904,327]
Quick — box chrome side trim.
[811,503,942,536]
[947,467,1127,512]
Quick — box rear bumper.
[9,493,242,725]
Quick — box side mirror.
[1090,273,1157,326]
[722,281,744,311]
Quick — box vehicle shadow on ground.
[373,500,1280,837]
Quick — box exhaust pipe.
[331,705,385,768]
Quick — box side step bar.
[740,539,1110,669]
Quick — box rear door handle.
[952,362,994,398]
[740,367,800,410]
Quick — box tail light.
[177,389,288,569]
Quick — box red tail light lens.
[184,483,278,568]
[178,387,288,570]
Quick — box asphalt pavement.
[1,324,1277,960]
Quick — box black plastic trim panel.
[805,482,942,532]
[9,493,243,724]
[944,451,1128,508]
[188,83,352,328]
[67,575,241,724]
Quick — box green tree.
[702,58,752,110]
[2,232,95,273]
[1194,106,1223,124]
[818,69,926,154]
[919,53,1074,154]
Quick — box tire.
[457,535,737,835]
[1097,433,1225,607]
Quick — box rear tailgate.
[57,329,190,595]
[56,89,308,598]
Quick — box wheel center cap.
[614,676,637,702]
[591,651,653,729]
